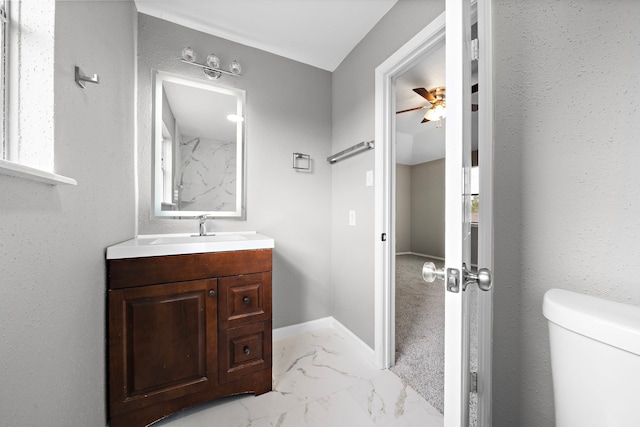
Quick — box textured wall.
[137,14,333,329]
[331,0,445,347]
[410,159,445,258]
[493,1,640,425]
[396,164,411,253]
[0,2,136,425]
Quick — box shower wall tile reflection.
[175,137,236,211]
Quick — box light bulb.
[181,47,195,62]
[206,54,220,69]
[227,114,244,122]
[425,104,446,122]
[230,60,242,75]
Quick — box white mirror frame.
[152,70,246,218]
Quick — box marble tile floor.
[154,328,443,427]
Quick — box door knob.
[422,261,445,283]
[422,262,461,293]
[462,263,492,291]
[423,261,492,293]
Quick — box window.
[161,136,174,205]
[0,1,74,185]
[471,165,479,223]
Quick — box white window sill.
[0,159,77,186]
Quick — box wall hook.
[75,66,100,89]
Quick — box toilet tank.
[543,289,640,427]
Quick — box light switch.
[366,170,374,187]
[349,210,356,226]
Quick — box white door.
[375,0,494,426]
[440,1,494,426]
[443,0,473,424]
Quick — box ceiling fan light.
[425,104,446,122]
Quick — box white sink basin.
[107,232,274,259]
[150,234,248,245]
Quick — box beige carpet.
[391,254,478,423]
[391,254,446,413]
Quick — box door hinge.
[381,233,387,242]
[470,371,478,393]
[471,38,479,61]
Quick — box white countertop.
[106,231,275,259]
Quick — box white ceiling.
[134,0,397,72]
[395,43,447,165]
[162,79,237,142]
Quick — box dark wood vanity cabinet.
[107,249,272,427]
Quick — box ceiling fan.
[396,84,479,124]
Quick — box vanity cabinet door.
[108,279,218,419]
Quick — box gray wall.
[410,159,445,258]
[331,0,445,347]
[398,158,477,264]
[136,14,333,329]
[0,1,136,425]
[493,1,640,425]
[334,0,640,423]
[395,164,411,253]
[2,2,637,426]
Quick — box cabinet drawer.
[219,321,272,383]
[219,272,272,328]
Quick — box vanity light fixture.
[181,46,242,79]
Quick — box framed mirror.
[152,71,245,218]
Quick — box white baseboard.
[396,252,477,268]
[272,317,335,340]
[273,316,376,364]
[397,252,445,261]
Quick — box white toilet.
[543,289,640,427]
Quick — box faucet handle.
[198,215,209,236]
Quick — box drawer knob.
[243,296,251,304]
[243,346,251,356]
[208,290,216,298]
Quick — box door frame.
[373,10,446,370]
[373,1,494,425]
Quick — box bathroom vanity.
[106,233,274,427]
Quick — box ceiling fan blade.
[472,83,479,93]
[413,87,436,102]
[396,105,427,114]
[472,104,478,112]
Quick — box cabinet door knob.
[208,290,216,298]
[243,296,251,304]
[243,346,250,356]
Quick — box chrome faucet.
[198,215,208,236]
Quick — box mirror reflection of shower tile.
[176,137,237,211]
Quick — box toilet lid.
[543,289,640,356]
